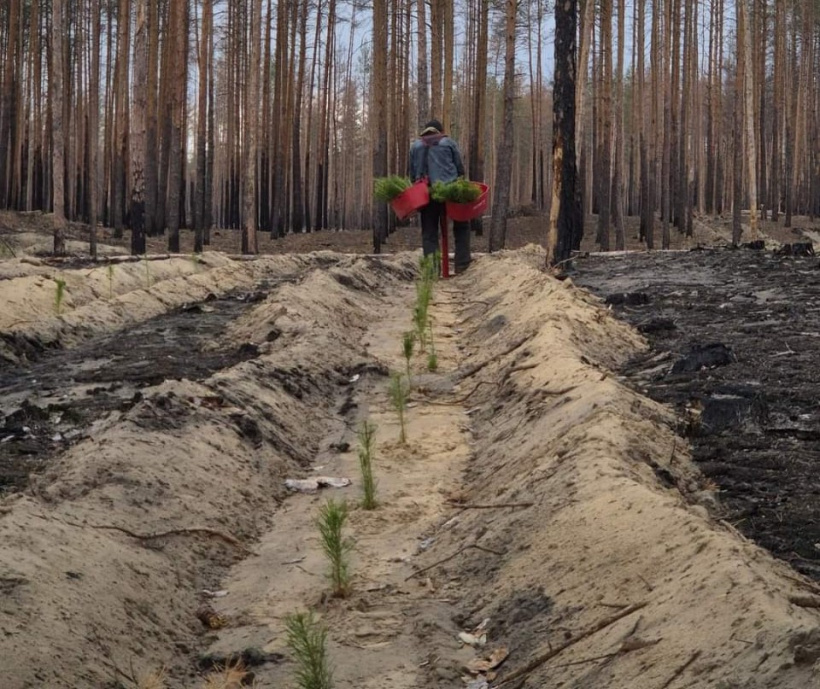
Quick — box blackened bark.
[547,0,582,267]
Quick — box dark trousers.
[420,201,471,269]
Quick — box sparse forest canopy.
[0,0,818,254]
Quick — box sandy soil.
[3,211,820,687]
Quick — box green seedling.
[388,372,409,444]
[106,264,115,300]
[54,278,66,315]
[143,255,151,289]
[317,499,353,597]
[426,322,438,371]
[358,421,378,510]
[402,331,415,383]
[285,611,333,689]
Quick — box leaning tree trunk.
[547,0,581,268]
[488,0,517,252]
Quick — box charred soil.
[576,247,820,579]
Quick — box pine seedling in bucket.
[285,611,333,689]
[389,372,409,443]
[54,278,66,315]
[358,421,378,510]
[402,331,415,384]
[317,499,353,597]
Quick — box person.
[409,119,471,274]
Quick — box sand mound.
[3,247,820,689]
[0,253,415,687]
[412,248,820,688]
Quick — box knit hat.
[421,119,444,135]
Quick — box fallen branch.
[92,523,250,553]
[503,363,538,380]
[495,602,648,686]
[548,636,662,671]
[447,501,534,510]
[37,514,250,554]
[456,335,533,381]
[405,543,503,581]
[659,650,702,689]
[417,380,497,406]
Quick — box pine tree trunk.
[290,0,308,234]
[372,0,388,252]
[612,0,625,250]
[0,0,20,208]
[416,0,429,124]
[732,0,744,246]
[489,0,516,252]
[130,0,148,255]
[468,0,488,236]
[144,0,159,236]
[51,0,67,253]
[194,0,210,251]
[242,0,262,253]
[442,0,454,131]
[739,0,757,238]
[547,0,581,268]
[596,0,612,251]
[770,0,784,221]
[430,0,442,118]
[112,0,130,239]
[166,0,185,252]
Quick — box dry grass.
[137,669,167,689]
[202,665,255,688]
[137,664,255,689]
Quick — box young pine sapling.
[317,499,353,597]
[388,372,409,444]
[285,611,333,689]
[402,331,415,384]
[54,278,67,315]
[358,421,378,510]
[427,323,438,371]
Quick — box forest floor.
[3,212,820,688]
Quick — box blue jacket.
[409,133,465,184]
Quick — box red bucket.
[445,182,489,222]
[390,179,429,219]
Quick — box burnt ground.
[0,286,281,494]
[575,247,820,579]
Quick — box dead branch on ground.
[35,514,250,554]
[446,501,534,510]
[456,334,533,381]
[659,650,702,688]
[405,543,503,581]
[495,602,648,686]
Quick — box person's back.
[409,130,464,184]
[408,119,471,274]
